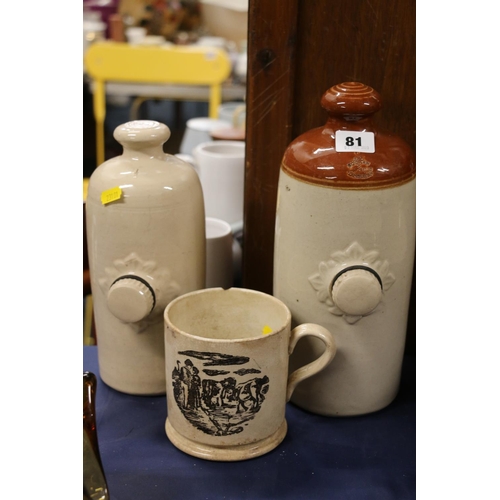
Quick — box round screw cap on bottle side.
[106,277,155,323]
[331,268,383,316]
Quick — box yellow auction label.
[101,187,122,205]
[262,325,273,335]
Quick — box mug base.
[165,418,288,461]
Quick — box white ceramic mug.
[205,217,233,289]
[164,288,337,461]
[179,118,231,156]
[192,141,245,225]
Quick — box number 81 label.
[335,130,375,153]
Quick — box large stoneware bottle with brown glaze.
[86,120,206,395]
[273,82,415,416]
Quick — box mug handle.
[286,323,337,402]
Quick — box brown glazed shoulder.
[282,122,416,190]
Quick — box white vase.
[192,140,245,226]
[273,82,416,416]
[86,120,206,395]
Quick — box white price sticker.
[335,130,375,153]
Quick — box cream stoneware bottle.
[273,82,415,416]
[86,120,206,395]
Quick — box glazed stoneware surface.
[86,120,206,395]
[192,140,245,226]
[205,217,234,289]
[282,82,415,189]
[179,117,231,156]
[273,82,416,416]
[163,288,337,461]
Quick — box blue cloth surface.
[84,346,415,500]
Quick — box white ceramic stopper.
[107,277,155,323]
[331,269,382,316]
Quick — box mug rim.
[206,217,232,239]
[186,118,231,132]
[164,287,291,343]
[193,141,245,159]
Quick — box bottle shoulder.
[87,154,203,206]
[282,125,415,189]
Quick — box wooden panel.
[242,0,299,292]
[292,0,416,149]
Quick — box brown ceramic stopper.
[281,81,415,189]
[320,82,382,119]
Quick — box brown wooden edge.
[242,0,299,294]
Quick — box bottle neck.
[113,121,171,159]
[121,144,165,159]
[325,114,376,133]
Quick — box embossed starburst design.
[308,242,395,324]
[99,252,180,330]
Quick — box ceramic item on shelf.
[210,104,246,141]
[125,26,147,45]
[86,120,205,395]
[210,127,245,142]
[273,82,416,416]
[108,13,125,42]
[205,217,234,289]
[163,287,337,461]
[179,118,232,156]
[83,11,106,56]
[217,102,246,127]
[195,36,227,49]
[192,140,245,226]
[83,372,109,500]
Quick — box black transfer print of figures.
[172,351,270,436]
